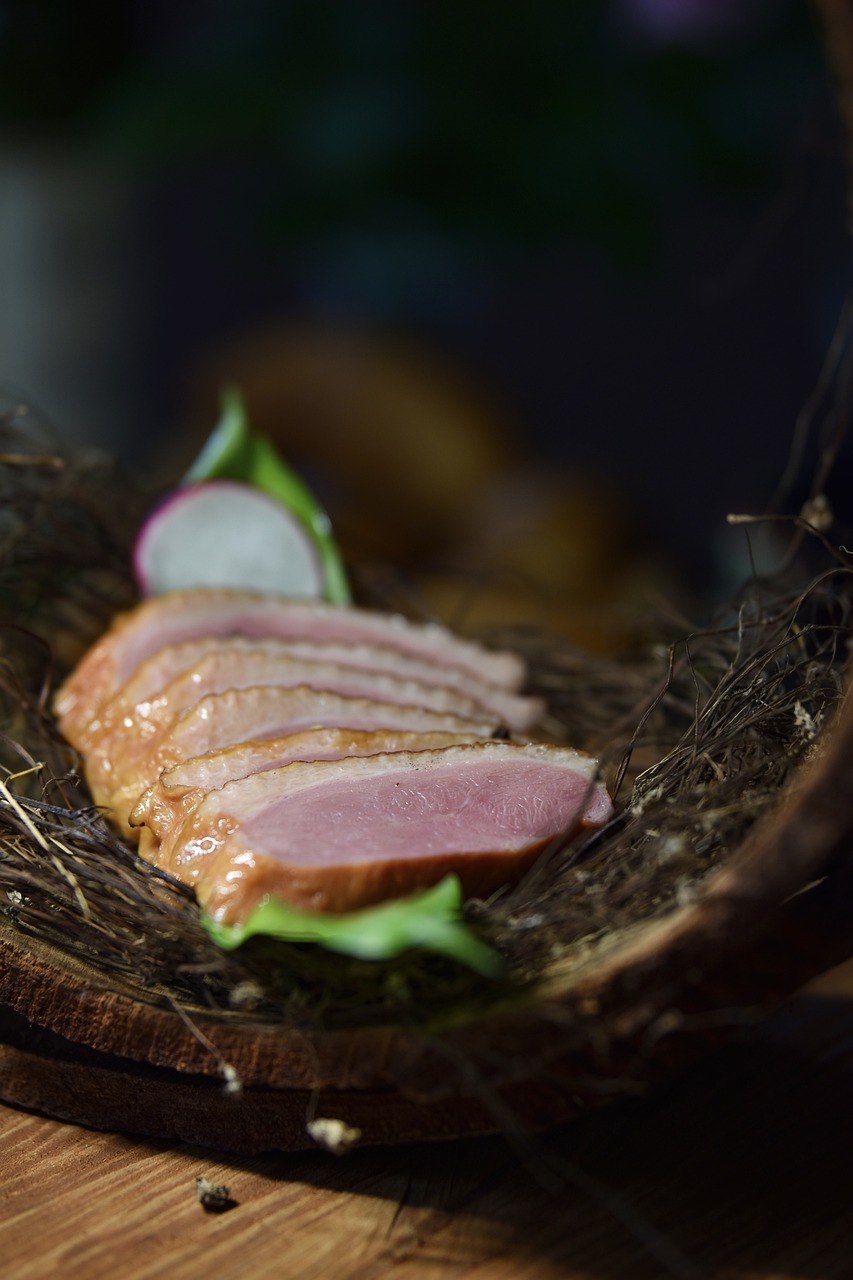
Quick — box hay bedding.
[0,401,852,1152]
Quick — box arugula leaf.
[203,874,503,977]
[184,387,351,603]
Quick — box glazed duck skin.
[160,741,614,920]
[55,588,528,745]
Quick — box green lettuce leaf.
[203,874,503,977]
[184,387,351,603]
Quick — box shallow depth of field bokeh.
[0,0,846,617]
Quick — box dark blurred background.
[0,0,849,623]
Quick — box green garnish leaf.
[184,387,351,603]
[203,874,504,978]
[183,385,254,481]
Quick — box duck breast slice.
[83,643,490,806]
[55,588,527,745]
[162,741,613,920]
[80,635,542,751]
[100,685,498,834]
[75,635,236,750]
[218,637,543,731]
[131,727,484,865]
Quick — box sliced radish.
[134,479,325,598]
[181,388,351,603]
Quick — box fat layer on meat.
[132,727,484,865]
[55,588,527,745]
[159,740,613,920]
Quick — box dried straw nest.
[1,404,852,1153]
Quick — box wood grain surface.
[4,958,853,1280]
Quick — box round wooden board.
[0,1003,587,1154]
[2,860,852,1154]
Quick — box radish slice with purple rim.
[134,479,326,598]
[183,388,350,603]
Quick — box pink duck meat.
[131,727,484,865]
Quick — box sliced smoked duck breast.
[159,740,614,920]
[131,727,485,865]
[55,588,528,745]
[100,685,499,834]
[82,643,493,807]
[78,635,542,751]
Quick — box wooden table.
[4,959,853,1280]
